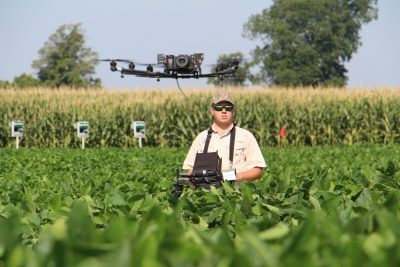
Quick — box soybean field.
[1,145,400,266]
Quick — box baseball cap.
[211,90,235,106]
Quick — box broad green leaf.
[259,223,289,240]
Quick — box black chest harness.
[203,126,236,168]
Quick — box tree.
[12,73,42,88]
[0,80,11,89]
[243,0,378,87]
[207,52,251,87]
[32,23,101,88]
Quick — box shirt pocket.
[234,140,246,161]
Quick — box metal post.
[82,137,85,149]
[139,137,142,148]
[16,136,19,149]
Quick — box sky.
[0,0,399,89]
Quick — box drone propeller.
[99,59,133,65]
[100,59,163,67]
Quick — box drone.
[101,53,240,82]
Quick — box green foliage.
[0,80,11,89]
[12,73,42,88]
[207,52,251,87]
[32,23,101,88]
[243,0,378,87]
[0,145,400,265]
[0,74,42,89]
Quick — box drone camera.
[175,55,190,68]
[158,53,204,74]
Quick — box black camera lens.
[175,55,189,68]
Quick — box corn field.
[1,87,400,148]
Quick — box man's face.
[210,101,235,126]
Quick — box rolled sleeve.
[244,133,267,170]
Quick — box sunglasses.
[213,105,234,112]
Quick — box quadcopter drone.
[101,53,240,82]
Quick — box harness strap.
[229,126,236,164]
[203,128,213,153]
[203,125,236,166]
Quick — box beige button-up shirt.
[182,124,266,173]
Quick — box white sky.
[0,0,399,89]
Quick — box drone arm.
[189,66,238,78]
[119,68,175,78]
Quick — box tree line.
[1,24,101,89]
[1,0,377,89]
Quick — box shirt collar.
[211,123,234,136]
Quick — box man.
[182,90,266,182]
